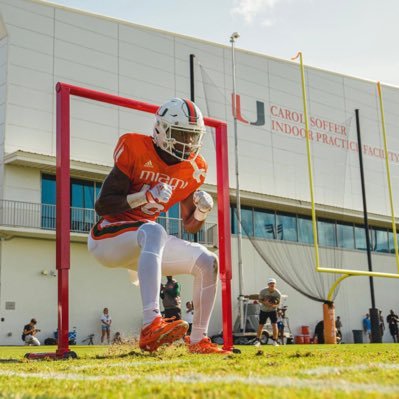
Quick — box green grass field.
[0,343,398,398]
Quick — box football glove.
[193,190,213,221]
[146,183,173,204]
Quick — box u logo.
[231,94,265,126]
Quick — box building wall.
[0,236,203,345]
[0,0,398,345]
[0,13,7,201]
[0,0,398,215]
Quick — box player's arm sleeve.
[95,166,132,216]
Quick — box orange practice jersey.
[104,133,208,223]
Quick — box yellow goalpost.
[291,52,399,343]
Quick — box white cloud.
[231,0,282,23]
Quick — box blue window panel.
[71,178,94,208]
[167,204,180,238]
[41,175,56,229]
[231,206,254,237]
[254,209,275,239]
[71,179,95,232]
[298,216,314,244]
[42,174,56,204]
[95,182,102,202]
[241,208,254,237]
[41,174,98,232]
[231,206,237,234]
[337,222,355,249]
[388,231,399,254]
[276,213,297,241]
[354,225,367,251]
[318,219,336,247]
[372,228,389,253]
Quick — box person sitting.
[22,318,40,346]
[112,331,123,345]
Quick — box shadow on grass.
[0,359,22,363]
[95,350,150,359]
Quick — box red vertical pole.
[56,83,70,356]
[215,123,233,351]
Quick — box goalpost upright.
[291,52,399,344]
[25,82,234,359]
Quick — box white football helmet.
[153,98,206,161]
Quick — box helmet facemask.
[153,98,206,161]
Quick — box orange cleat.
[188,337,231,354]
[139,316,188,352]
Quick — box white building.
[0,0,398,346]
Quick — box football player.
[88,98,228,354]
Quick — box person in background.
[362,313,371,342]
[313,320,324,344]
[101,307,112,344]
[379,310,385,340]
[253,277,281,347]
[277,309,285,345]
[112,331,123,345]
[184,301,194,335]
[160,276,182,320]
[22,318,40,346]
[335,316,342,341]
[386,309,399,343]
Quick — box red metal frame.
[26,82,233,358]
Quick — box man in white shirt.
[253,278,281,347]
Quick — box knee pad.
[137,223,168,254]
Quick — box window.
[227,204,396,256]
[254,209,275,239]
[276,213,297,242]
[388,231,399,254]
[354,225,367,250]
[372,228,389,253]
[298,216,314,244]
[232,206,254,237]
[41,175,56,229]
[337,222,355,249]
[41,174,101,232]
[318,219,336,247]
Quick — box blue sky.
[47,0,399,87]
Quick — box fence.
[0,199,217,246]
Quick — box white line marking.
[74,359,187,370]
[304,362,399,375]
[0,367,399,394]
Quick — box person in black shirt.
[313,320,324,344]
[386,310,399,343]
[22,318,40,346]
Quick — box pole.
[190,54,195,102]
[189,54,199,243]
[230,32,245,331]
[355,109,381,343]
